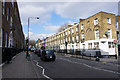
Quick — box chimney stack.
[68,25,73,28]
[79,18,84,22]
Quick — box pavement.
[2,51,41,79]
[56,53,119,65]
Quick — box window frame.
[108,42,114,48]
[95,29,99,39]
[81,33,84,40]
[88,43,92,49]
[94,18,98,25]
[108,29,112,39]
[81,24,84,30]
[0,29,3,47]
[107,18,111,24]
[76,35,79,42]
[94,42,99,49]
[72,28,74,33]
[2,0,5,15]
[7,8,9,21]
[5,32,8,47]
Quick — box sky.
[17,0,119,41]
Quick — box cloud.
[19,2,118,40]
[24,32,54,40]
[18,2,118,26]
[18,2,53,25]
[55,2,118,19]
[43,25,61,33]
[29,28,32,31]
[17,0,120,2]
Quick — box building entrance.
[118,44,120,56]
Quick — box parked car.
[34,48,39,54]
[40,50,56,61]
[31,48,35,52]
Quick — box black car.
[40,50,56,61]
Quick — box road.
[30,52,119,79]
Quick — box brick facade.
[38,11,118,56]
[1,1,25,49]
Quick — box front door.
[118,44,120,56]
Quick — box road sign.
[114,40,117,44]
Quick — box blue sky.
[18,2,119,40]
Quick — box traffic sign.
[114,40,117,44]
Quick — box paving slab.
[2,52,38,79]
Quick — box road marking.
[59,58,120,75]
[12,56,16,60]
[0,63,5,67]
[33,60,53,80]
[63,55,120,67]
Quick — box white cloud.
[18,2,118,26]
[17,0,120,2]
[55,2,118,19]
[29,28,32,31]
[24,32,54,40]
[19,2,118,40]
[18,2,53,25]
[44,25,61,33]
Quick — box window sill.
[107,23,111,25]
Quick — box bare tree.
[58,23,70,32]
[29,40,36,47]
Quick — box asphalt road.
[30,52,119,79]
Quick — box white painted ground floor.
[44,39,117,56]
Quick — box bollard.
[96,56,100,61]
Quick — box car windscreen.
[46,50,54,55]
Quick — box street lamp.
[26,17,39,58]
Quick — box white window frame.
[72,28,74,33]
[69,37,71,42]
[94,18,98,25]
[76,35,79,42]
[61,40,62,44]
[7,8,9,21]
[72,36,74,42]
[12,0,14,7]
[83,44,85,49]
[81,24,84,30]
[63,33,65,36]
[3,0,5,15]
[116,22,118,30]
[66,38,67,42]
[69,30,71,34]
[0,29,3,47]
[88,43,92,49]
[107,18,111,24]
[66,32,67,35]
[81,34,84,40]
[5,32,8,47]
[94,42,99,49]
[76,26,78,32]
[95,29,99,39]
[108,29,112,39]
[10,16,13,27]
[59,35,60,38]
[108,42,114,48]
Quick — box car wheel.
[52,58,55,61]
[43,57,46,61]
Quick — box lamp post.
[26,17,39,58]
